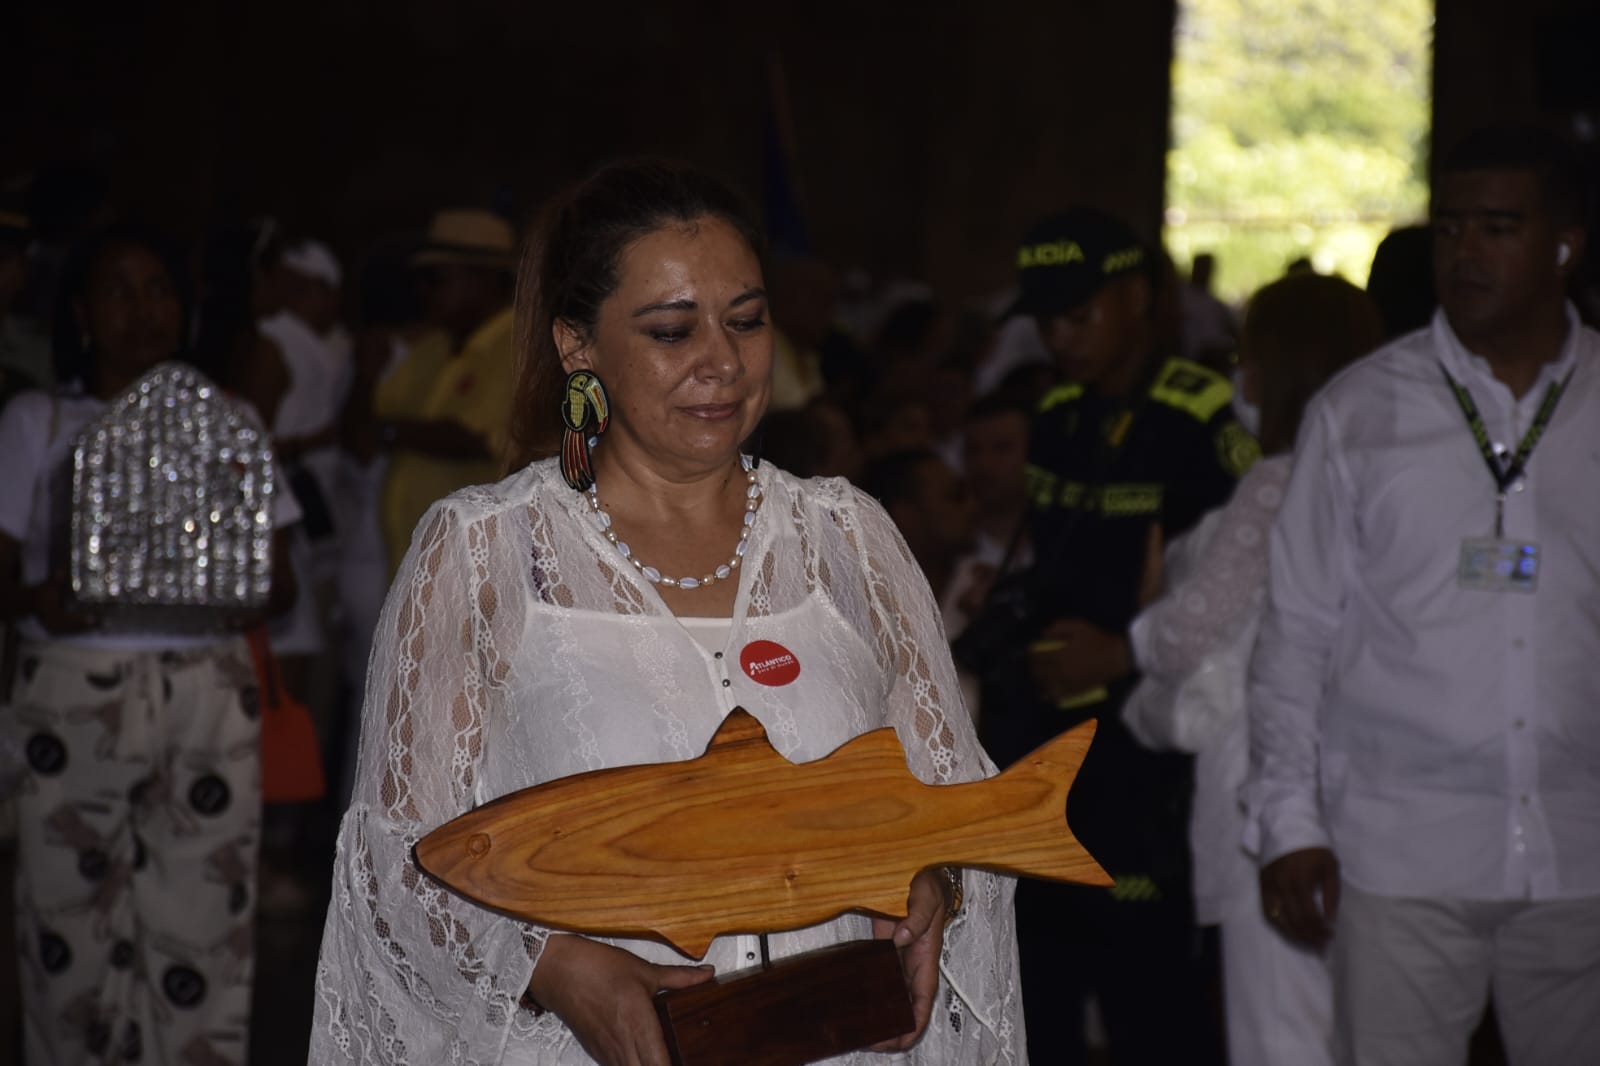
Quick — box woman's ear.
[553,319,592,375]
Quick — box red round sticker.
[739,640,801,687]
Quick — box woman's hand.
[869,868,950,1051]
[525,934,715,1066]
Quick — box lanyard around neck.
[1438,362,1573,537]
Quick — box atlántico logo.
[739,640,801,687]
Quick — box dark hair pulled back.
[506,159,764,472]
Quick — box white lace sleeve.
[1129,457,1289,684]
[311,501,546,1064]
[835,487,1023,1064]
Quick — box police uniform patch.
[1025,465,1060,509]
[1038,383,1084,413]
[1149,358,1233,422]
[1216,421,1262,477]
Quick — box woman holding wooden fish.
[309,162,1026,1065]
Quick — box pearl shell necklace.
[586,456,762,590]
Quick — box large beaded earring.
[560,369,610,491]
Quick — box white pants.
[1218,890,1334,1066]
[1333,881,1600,1066]
[6,640,261,1066]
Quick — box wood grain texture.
[654,939,914,1066]
[415,708,1111,959]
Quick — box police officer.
[983,209,1255,1065]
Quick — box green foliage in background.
[1166,0,1433,303]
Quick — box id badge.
[1458,537,1539,593]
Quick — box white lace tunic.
[1123,456,1289,921]
[310,458,1023,1065]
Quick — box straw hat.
[412,208,517,269]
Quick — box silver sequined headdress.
[71,361,276,630]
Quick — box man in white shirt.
[1247,125,1600,1065]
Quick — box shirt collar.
[1431,303,1587,396]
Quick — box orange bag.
[247,628,327,804]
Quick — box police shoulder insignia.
[1148,358,1232,422]
[1216,420,1262,477]
[1024,463,1060,508]
[1038,383,1084,413]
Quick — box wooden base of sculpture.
[654,939,914,1066]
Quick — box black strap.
[1439,363,1572,535]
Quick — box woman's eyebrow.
[632,287,768,317]
[632,297,697,317]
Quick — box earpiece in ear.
[1557,243,1572,267]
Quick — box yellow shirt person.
[377,308,516,574]
[375,208,519,574]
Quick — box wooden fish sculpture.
[416,708,1111,959]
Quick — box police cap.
[1005,207,1149,318]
